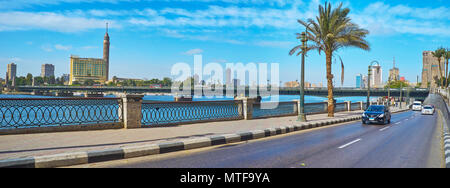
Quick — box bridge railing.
[0,97,122,131]
[141,100,243,126]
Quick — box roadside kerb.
[0,108,409,168]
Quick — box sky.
[0,0,449,87]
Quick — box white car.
[412,101,422,111]
[421,105,435,115]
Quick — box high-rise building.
[370,65,383,88]
[69,23,110,85]
[388,57,399,82]
[225,68,232,86]
[421,51,445,88]
[69,56,107,85]
[356,74,363,88]
[41,64,55,78]
[7,63,16,81]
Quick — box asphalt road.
[73,97,444,168]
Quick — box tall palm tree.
[431,47,446,88]
[289,2,370,117]
[444,49,450,87]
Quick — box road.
[72,99,445,168]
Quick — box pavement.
[0,106,409,168]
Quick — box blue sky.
[0,0,449,87]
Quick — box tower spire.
[393,56,395,68]
[106,22,108,34]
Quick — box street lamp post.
[298,31,308,122]
[400,81,403,109]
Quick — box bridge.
[17,86,430,98]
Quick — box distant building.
[233,78,241,87]
[69,23,110,85]
[61,74,70,85]
[370,65,383,88]
[225,68,232,86]
[421,51,445,88]
[7,63,16,81]
[69,56,108,85]
[111,76,144,84]
[388,57,399,82]
[284,81,299,88]
[356,74,363,88]
[41,64,55,78]
[149,84,162,88]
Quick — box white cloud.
[54,44,72,50]
[0,11,116,32]
[183,48,203,55]
[351,2,450,36]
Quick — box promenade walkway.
[0,107,405,160]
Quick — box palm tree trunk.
[326,51,335,117]
[446,61,449,87]
[438,58,444,88]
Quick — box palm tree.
[444,49,450,87]
[289,2,370,117]
[431,47,445,88]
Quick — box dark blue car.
[362,105,391,125]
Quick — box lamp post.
[297,31,308,122]
[366,60,380,110]
[399,81,403,109]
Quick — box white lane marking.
[338,139,362,149]
[379,126,390,131]
[395,122,401,125]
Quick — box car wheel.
[362,120,366,125]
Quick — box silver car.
[421,105,434,115]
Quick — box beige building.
[41,64,55,78]
[69,56,107,85]
[421,51,446,88]
[284,81,299,88]
[370,65,383,88]
[7,63,16,81]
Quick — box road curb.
[0,109,409,168]
[444,127,450,168]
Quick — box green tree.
[289,2,370,117]
[34,77,44,86]
[26,73,33,85]
[431,47,446,88]
[162,77,172,87]
[385,80,409,89]
[444,48,450,87]
[83,79,95,86]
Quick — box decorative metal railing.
[304,102,328,114]
[0,98,121,129]
[350,102,362,111]
[253,101,297,118]
[141,100,243,126]
[335,102,348,112]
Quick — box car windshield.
[413,102,421,105]
[367,106,384,112]
[424,106,432,109]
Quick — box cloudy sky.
[0,0,449,86]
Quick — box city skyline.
[0,0,449,87]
